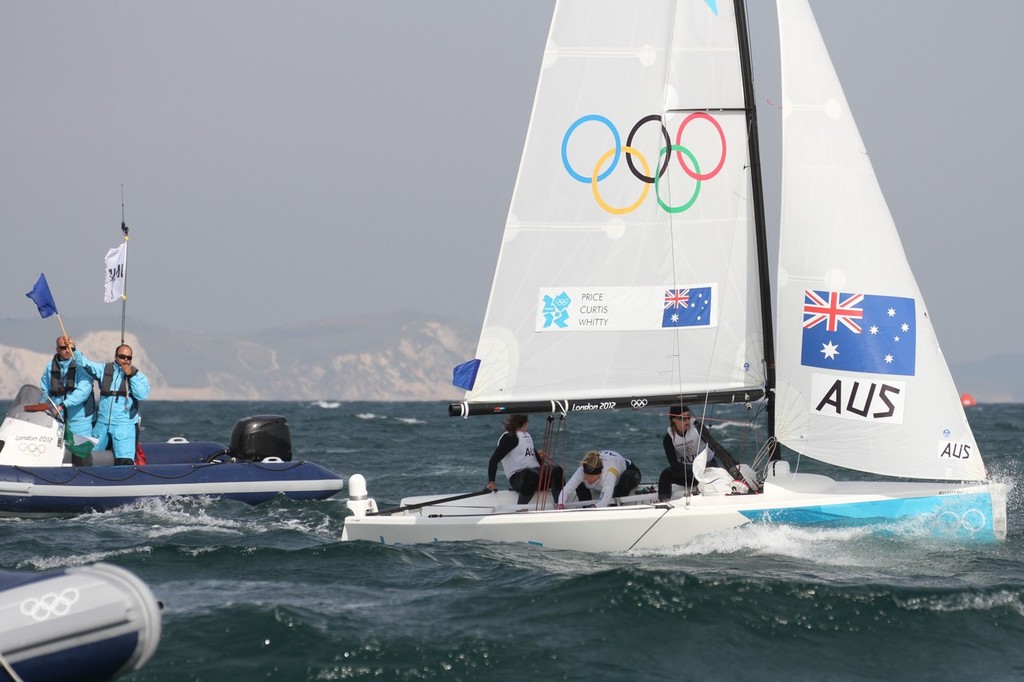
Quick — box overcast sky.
[3,1,1021,368]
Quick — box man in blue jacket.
[74,344,151,465]
[40,335,95,438]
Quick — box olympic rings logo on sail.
[21,588,80,621]
[560,112,728,215]
[19,442,47,455]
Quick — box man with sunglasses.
[39,335,95,439]
[657,404,738,502]
[74,344,151,465]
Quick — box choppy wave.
[1,400,1022,681]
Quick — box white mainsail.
[465,0,766,408]
[774,0,985,480]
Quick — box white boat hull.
[342,470,1007,552]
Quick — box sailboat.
[341,0,1007,551]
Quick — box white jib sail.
[774,0,985,481]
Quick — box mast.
[733,0,777,455]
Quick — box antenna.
[119,185,130,343]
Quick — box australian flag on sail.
[662,287,712,328]
[800,290,916,376]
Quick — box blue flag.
[452,359,481,391]
[800,290,916,376]
[662,287,712,328]
[26,273,59,318]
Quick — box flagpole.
[119,187,129,344]
[117,188,140,467]
[55,313,69,341]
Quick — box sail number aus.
[937,441,972,460]
[810,374,905,423]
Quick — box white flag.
[104,242,127,303]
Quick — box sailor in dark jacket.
[486,414,565,505]
[658,404,738,501]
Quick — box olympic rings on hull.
[21,588,80,621]
[561,112,729,215]
[937,508,989,535]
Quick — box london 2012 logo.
[560,112,727,215]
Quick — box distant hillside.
[0,312,477,401]
[2,315,1019,403]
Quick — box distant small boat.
[0,385,344,516]
[0,562,161,681]
[961,393,977,407]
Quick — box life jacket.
[99,362,130,398]
[48,357,77,396]
[596,450,628,480]
[498,431,538,480]
[666,425,708,465]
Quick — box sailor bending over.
[556,449,641,509]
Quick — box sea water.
[1,400,1022,681]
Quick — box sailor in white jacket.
[556,450,641,508]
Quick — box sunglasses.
[56,345,70,350]
[117,354,133,361]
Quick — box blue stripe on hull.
[0,461,343,514]
[0,491,321,515]
[738,492,999,541]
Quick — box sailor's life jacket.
[48,357,78,396]
[100,362,131,399]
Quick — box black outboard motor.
[228,415,293,462]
